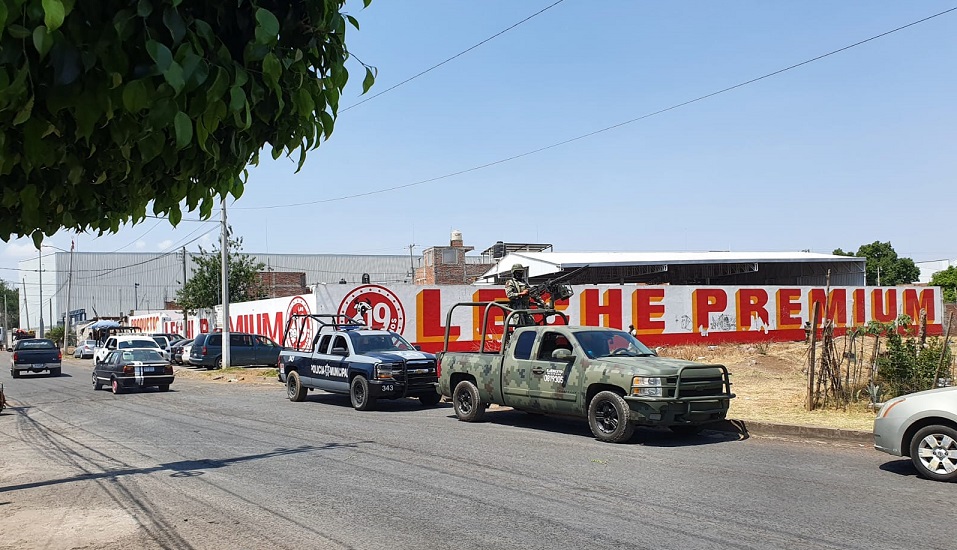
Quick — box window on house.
[442,248,458,264]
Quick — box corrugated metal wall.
[19,251,419,325]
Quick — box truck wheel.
[286,371,307,402]
[158,385,170,392]
[588,391,635,443]
[11,369,19,379]
[350,376,376,411]
[111,378,123,395]
[92,372,102,391]
[909,424,957,482]
[419,391,442,407]
[452,380,486,422]
[50,368,61,377]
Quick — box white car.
[180,341,194,365]
[94,335,167,364]
[874,386,957,482]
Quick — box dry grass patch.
[658,341,876,432]
[175,366,279,385]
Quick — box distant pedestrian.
[628,324,637,337]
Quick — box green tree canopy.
[832,241,919,286]
[0,0,373,246]
[175,233,265,312]
[0,279,20,329]
[929,266,957,303]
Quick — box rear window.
[118,339,160,349]
[120,350,166,362]
[16,339,56,350]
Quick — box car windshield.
[118,339,160,349]
[349,332,415,354]
[573,330,656,359]
[120,350,166,362]
[17,339,56,349]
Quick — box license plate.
[33,364,45,369]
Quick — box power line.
[237,5,957,211]
[341,0,566,112]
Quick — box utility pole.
[3,291,7,350]
[21,278,29,332]
[182,246,189,337]
[134,282,140,311]
[221,198,230,369]
[38,247,43,337]
[408,243,415,283]
[63,242,74,355]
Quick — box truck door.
[500,330,537,410]
[301,334,331,388]
[527,331,580,411]
[311,335,350,393]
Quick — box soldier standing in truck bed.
[505,264,534,326]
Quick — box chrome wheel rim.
[917,433,957,475]
[457,388,473,414]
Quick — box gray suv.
[189,332,283,369]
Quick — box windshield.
[118,339,161,349]
[573,330,656,359]
[120,350,166,362]
[348,332,416,354]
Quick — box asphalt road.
[1,354,953,550]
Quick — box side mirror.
[331,347,349,357]
[413,345,422,351]
[551,348,574,362]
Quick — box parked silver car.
[73,340,97,359]
[874,386,957,482]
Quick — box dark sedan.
[93,349,174,394]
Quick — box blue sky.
[3,0,955,276]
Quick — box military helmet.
[510,263,524,273]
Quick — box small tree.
[929,266,957,303]
[0,280,19,328]
[176,231,265,312]
[832,241,919,285]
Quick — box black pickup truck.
[10,338,62,377]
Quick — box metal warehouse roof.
[481,251,866,286]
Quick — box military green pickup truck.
[436,302,735,443]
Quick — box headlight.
[376,363,396,380]
[632,376,663,397]
[878,397,906,418]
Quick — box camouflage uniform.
[505,264,534,326]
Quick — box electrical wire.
[237,5,957,211]
[341,0,566,112]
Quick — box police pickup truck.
[279,314,441,410]
[437,302,735,443]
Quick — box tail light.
[123,365,134,374]
[436,358,441,378]
[57,351,62,360]
[12,352,18,361]
[202,346,208,356]
[165,365,173,374]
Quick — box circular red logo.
[285,296,313,349]
[337,285,405,333]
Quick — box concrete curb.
[711,419,873,444]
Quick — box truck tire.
[11,369,19,379]
[588,391,635,443]
[419,391,442,407]
[350,375,376,411]
[452,380,486,422]
[909,424,957,482]
[286,371,307,402]
[92,372,102,391]
[50,368,61,377]
[158,385,170,392]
